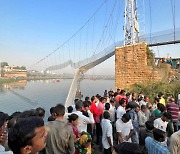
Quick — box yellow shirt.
[159,98,166,106]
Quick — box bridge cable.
[170,0,176,41]
[27,0,108,69]
[148,0,152,44]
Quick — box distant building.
[2,65,27,78]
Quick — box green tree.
[0,62,8,68]
[146,46,155,67]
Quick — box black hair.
[141,105,147,110]
[99,97,105,102]
[145,121,154,130]
[75,100,83,110]
[114,92,118,97]
[119,98,126,105]
[153,128,165,142]
[8,117,44,154]
[36,107,45,118]
[120,90,126,94]
[159,105,166,113]
[91,96,95,102]
[115,142,145,154]
[19,110,38,118]
[105,103,110,111]
[0,112,8,127]
[50,107,55,115]
[122,113,130,121]
[158,92,163,98]
[67,106,73,113]
[163,112,172,119]
[154,97,160,102]
[103,111,110,119]
[54,104,65,116]
[83,101,90,108]
[68,113,78,123]
[85,96,90,101]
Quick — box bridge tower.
[124,0,139,45]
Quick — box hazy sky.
[0,0,180,75]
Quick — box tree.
[0,62,8,68]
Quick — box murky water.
[0,79,114,119]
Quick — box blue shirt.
[145,137,170,154]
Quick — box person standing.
[154,112,172,132]
[101,111,114,154]
[170,130,180,154]
[116,113,134,143]
[128,104,140,143]
[145,128,170,154]
[74,100,94,133]
[166,98,179,131]
[116,98,126,119]
[138,105,148,129]
[43,104,75,154]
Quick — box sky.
[0,0,180,75]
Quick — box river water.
[0,79,114,119]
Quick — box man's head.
[83,101,90,111]
[141,105,147,113]
[145,121,154,131]
[170,98,175,103]
[36,107,45,119]
[144,96,149,102]
[153,128,166,142]
[161,112,172,122]
[8,117,48,154]
[103,111,110,120]
[154,97,159,104]
[134,104,140,112]
[105,103,110,111]
[85,96,90,101]
[67,106,73,113]
[75,100,83,111]
[119,98,126,107]
[122,113,131,123]
[53,104,65,118]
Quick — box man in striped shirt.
[166,98,180,131]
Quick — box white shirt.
[116,106,126,119]
[109,105,116,122]
[154,118,168,132]
[116,118,133,142]
[0,145,13,154]
[74,110,94,133]
[139,100,147,107]
[101,119,113,149]
[138,110,147,127]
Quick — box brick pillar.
[115,42,160,89]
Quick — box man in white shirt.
[74,100,94,133]
[154,112,172,132]
[116,113,134,143]
[101,111,114,154]
[116,98,126,119]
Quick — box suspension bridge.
[27,0,180,107]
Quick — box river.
[0,79,114,119]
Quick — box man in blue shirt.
[145,128,170,154]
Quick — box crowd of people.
[0,89,180,154]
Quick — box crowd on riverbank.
[0,89,180,154]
